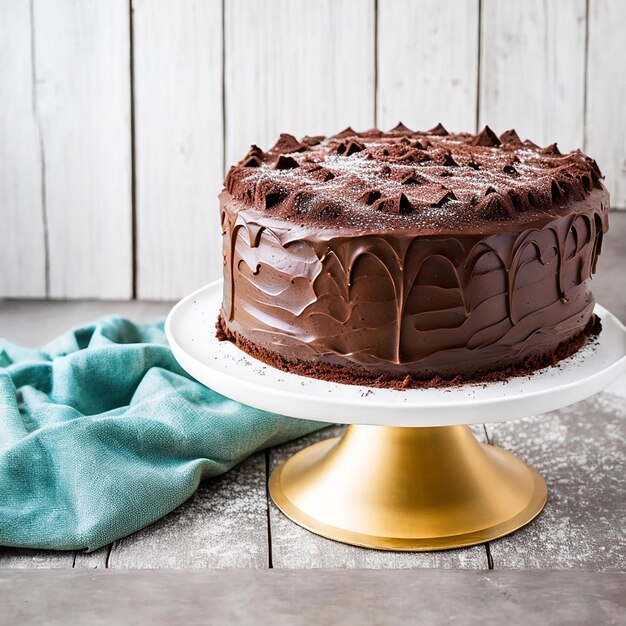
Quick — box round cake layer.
[218,125,610,387]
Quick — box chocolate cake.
[217,124,609,388]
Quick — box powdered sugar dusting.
[224,125,607,232]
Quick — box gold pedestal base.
[269,425,547,551]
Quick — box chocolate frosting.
[218,125,610,384]
[224,124,606,233]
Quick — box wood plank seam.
[104,544,113,569]
[482,423,491,445]
[129,0,138,300]
[373,0,378,126]
[485,542,494,569]
[585,0,626,207]
[29,0,49,297]
[265,449,274,569]
[482,422,495,569]
[583,0,589,152]
[475,0,483,133]
[221,0,227,180]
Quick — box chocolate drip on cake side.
[220,201,606,374]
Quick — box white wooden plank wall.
[377,0,479,133]
[480,0,587,153]
[33,0,133,298]
[225,0,375,165]
[0,0,46,297]
[0,0,624,301]
[586,0,626,208]
[134,0,223,300]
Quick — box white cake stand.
[166,280,626,551]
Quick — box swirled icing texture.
[219,125,610,383]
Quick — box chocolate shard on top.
[541,143,561,156]
[432,189,457,207]
[301,135,325,146]
[284,189,315,215]
[395,171,427,185]
[255,179,288,210]
[584,157,603,179]
[334,127,357,139]
[374,192,413,215]
[275,155,300,170]
[336,139,365,157]
[358,189,382,206]
[472,125,502,147]
[414,185,458,208]
[426,123,449,136]
[240,144,264,167]
[390,122,413,134]
[242,155,263,167]
[499,129,522,146]
[224,166,240,194]
[305,165,335,182]
[396,148,426,164]
[440,151,459,167]
[408,149,432,164]
[474,194,511,220]
[269,133,308,154]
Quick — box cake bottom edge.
[215,314,602,390]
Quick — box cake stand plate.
[166,280,626,551]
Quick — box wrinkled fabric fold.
[0,317,325,552]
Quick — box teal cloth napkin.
[0,316,326,552]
